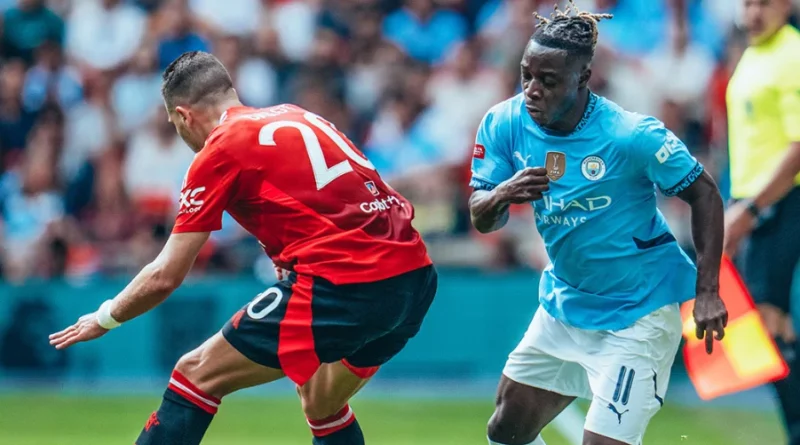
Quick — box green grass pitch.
[0,394,784,444]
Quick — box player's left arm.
[635,117,728,353]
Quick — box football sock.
[135,370,220,445]
[308,404,365,445]
[488,436,546,445]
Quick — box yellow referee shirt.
[727,25,800,199]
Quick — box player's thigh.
[298,361,371,421]
[175,332,285,399]
[583,304,682,445]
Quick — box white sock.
[488,436,546,445]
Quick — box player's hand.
[495,167,550,204]
[693,293,729,354]
[723,202,756,257]
[49,313,109,350]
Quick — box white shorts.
[503,304,683,445]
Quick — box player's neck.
[197,98,245,141]
[546,88,590,134]
[212,98,245,123]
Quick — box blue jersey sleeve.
[469,106,515,191]
[633,116,704,197]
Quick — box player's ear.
[174,106,191,125]
[578,67,592,89]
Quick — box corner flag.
[680,255,789,400]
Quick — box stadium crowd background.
[4,0,798,284]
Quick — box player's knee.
[487,401,542,444]
[175,348,202,379]
[487,382,547,444]
[173,346,221,398]
[300,392,347,421]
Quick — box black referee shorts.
[738,187,800,314]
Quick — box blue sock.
[135,370,220,445]
[308,405,365,445]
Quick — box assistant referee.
[725,1,800,443]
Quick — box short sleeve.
[777,60,800,141]
[632,116,704,197]
[469,107,515,191]
[173,147,239,234]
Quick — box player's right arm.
[49,141,239,350]
[468,106,549,233]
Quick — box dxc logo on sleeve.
[179,187,206,214]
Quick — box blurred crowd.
[0,0,798,282]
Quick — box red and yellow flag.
[681,255,789,400]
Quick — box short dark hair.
[161,51,234,110]
[531,1,613,62]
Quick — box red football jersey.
[173,104,431,284]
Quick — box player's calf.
[136,332,283,445]
[299,361,375,445]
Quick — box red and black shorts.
[222,265,437,386]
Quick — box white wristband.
[96,300,122,330]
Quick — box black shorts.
[222,265,437,386]
[738,187,800,314]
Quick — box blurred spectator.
[112,45,161,135]
[476,0,540,69]
[345,7,392,115]
[425,39,507,165]
[0,121,63,282]
[289,29,347,107]
[1,0,64,64]
[707,28,748,153]
[271,0,317,62]
[66,0,147,72]
[0,59,36,169]
[383,0,468,65]
[123,107,193,218]
[644,20,716,149]
[155,0,210,70]
[61,71,115,183]
[22,40,83,113]
[214,35,278,108]
[190,0,263,37]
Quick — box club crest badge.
[581,156,606,181]
[545,151,566,181]
[364,181,379,196]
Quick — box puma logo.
[513,151,531,165]
[607,403,629,424]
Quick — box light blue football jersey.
[470,93,702,330]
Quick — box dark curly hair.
[531,1,613,62]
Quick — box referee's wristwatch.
[745,200,761,219]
